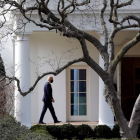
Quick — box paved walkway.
[32,121,99,129]
[32,121,118,129]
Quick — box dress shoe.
[38,122,46,124]
[54,121,61,123]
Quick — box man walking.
[38,76,61,124]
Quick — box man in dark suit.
[38,76,61,124]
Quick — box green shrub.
[46,125,61,139]
[46,124,76,139]
[30,125,53,138]
[112,124,121,138]
[0,115,53,140]
[18,132,54,140]
[85,139,120,140]
[76,124,94,139]
[30,124,46,131]
[94,125,113,139]
[34,129,50,136]
[85,139,139,140]
[61,124,76,139]
[0,115,30,140]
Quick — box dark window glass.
[79,105,86,115]
[71,93,78,104]
[71,81,78,92]
[79,81,86,92]
[71,105,78,116]
[71,69,78,80]
[79,93,86,103]
[79,69,86,80]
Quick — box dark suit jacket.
[42,82,53,103]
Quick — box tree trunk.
[104,81,135,138]
[129,94,140,138]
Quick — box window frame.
[66,65,89,121]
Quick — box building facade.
[1,0,140,128]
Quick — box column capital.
[14,30,33,41]
[11,34,17,45]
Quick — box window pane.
[71,93,78,104]
[79,81,86,92]
[79,69,86,80]
[71,81,78,92]
[79,93,86,103]
[71,69,78,80]
[79,105,86,115]
[71,105,78,116]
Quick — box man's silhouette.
[38,76,61,124]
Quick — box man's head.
[47,76,53,83]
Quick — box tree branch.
[117,0,134,9]
[5,57,85,96]
[100,0,108,50]
[111,31,140,71]
[129,94,140,138]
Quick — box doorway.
[66,65,89,121]
[121,57,140,120]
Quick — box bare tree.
[0,0,140,138]
[0,54,15,118]
[0,54,6,116]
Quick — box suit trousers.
[39,101,58,122]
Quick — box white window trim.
[66,65,90,122]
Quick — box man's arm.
[46,84,54,100]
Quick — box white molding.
[15,30,33,35]
[12,8,140,16]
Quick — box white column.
[99,34,114,128]
[14,32,32,128]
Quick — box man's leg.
[48,103,58,122]
[39,102,48,123]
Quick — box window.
[70,69,87,116]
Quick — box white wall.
[89,67,99,121]
[0,34,14,77]
[30,34,39,123]
[30,31,99,123]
